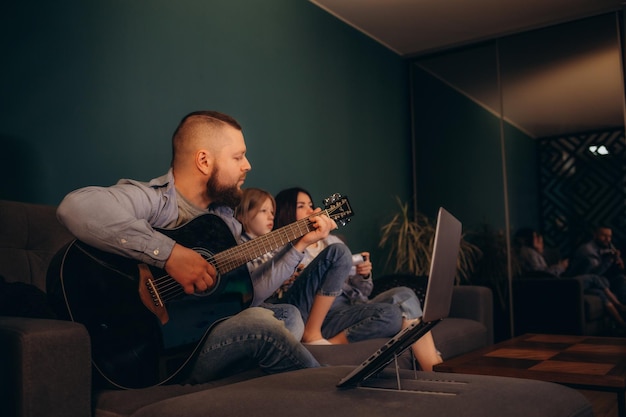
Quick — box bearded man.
[57,111,336,386]
[567,226,626,304]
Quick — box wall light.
[588,145,609,155]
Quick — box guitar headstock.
[323,193,354,227]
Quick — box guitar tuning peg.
[337,218,351,227]
[324,195,336,205]
[324,193,342,205]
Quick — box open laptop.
[336,207,462,388]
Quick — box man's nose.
[243,157,252,171]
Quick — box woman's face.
[295,192,314,221]
[246,197,275,238]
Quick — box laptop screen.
[336,207,462,388]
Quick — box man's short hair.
[170,110,242,166]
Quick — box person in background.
[514,227,626,329]
[266,187,442,371]
[235,187,352,345]
[514,227,569,276]
[567,225,626,305]
[56,110,326,384]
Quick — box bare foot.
[301,332,325,344]
[304,339,332,345]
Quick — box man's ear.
[196,149,213,175]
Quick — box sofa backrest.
[0,200,74,291]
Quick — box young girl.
[235,187,352,344]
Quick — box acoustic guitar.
[47,194,353,389]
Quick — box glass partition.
[500,13,625,257]
[410,11,625,340]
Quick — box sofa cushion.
[0,317,92,417]
[95,369,265,417]
[125,366,592,417]
[0,276,56,318]
[431,317,488,358]
[0,200,73,291]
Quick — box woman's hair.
[274,187,313,230]
[235,188,275,233]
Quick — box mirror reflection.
[411,12,625,340]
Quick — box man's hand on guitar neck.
[165,244,217,294]
[292,208,338,252]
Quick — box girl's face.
[247,197,275,238]
[295,192,314,221]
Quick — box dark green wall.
[412,65,539,233]
[505,124,540,233]
[1,0,413,275]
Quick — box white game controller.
[350,253,365,275]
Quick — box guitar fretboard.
[213,213,323,273]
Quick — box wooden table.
[434,334,626,417]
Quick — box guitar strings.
[149,209,333,302]
[215,217,315,272]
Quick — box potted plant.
[377,198,481,285]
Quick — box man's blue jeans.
[262,302,305,340]
[186,307,319,383]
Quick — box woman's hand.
[355,252,372,277]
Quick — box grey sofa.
[513,276,608,336]
[0,199,593,417]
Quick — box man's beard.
[206,166,242,209]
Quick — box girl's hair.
[235,188,275,233]
[274,187,313,230]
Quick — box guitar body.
[47,214,253,389]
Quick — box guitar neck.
[212,213,323,274]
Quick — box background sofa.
[513,275,608,336]
[0,199,593,417]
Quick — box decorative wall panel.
[539,128,626,256]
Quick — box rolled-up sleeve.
[57,176,178,268]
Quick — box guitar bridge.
[138,263,170,324]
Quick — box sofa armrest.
[0,317,92,417]
[449,285,493,344]
[513,277,585,335]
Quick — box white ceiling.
[309,0,626,138]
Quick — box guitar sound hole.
[193,247,220,297]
